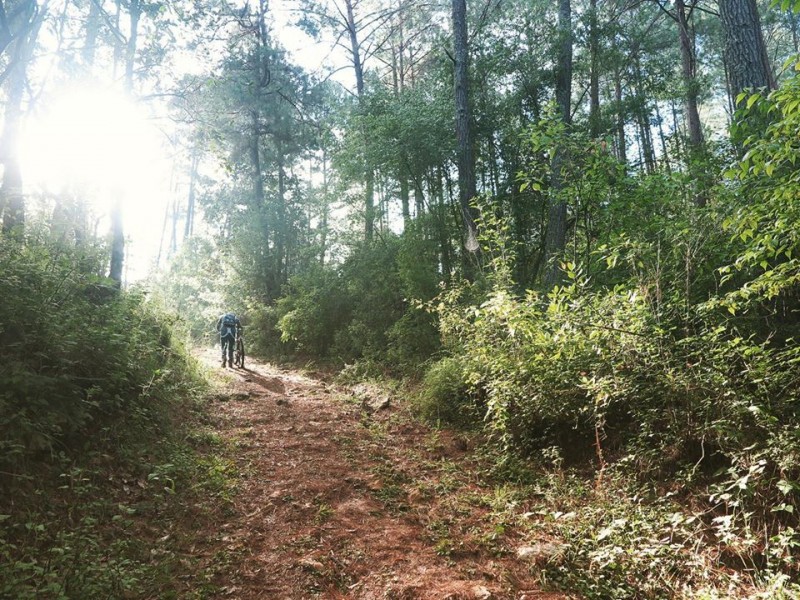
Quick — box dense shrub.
[0,234,204,470]
[154,237,225,342]
[428,80,800,586]
[273,234,441,369]
[277,265,349,356]
[0,232,212,598]
[416,356,476,426]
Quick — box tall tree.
[588,0,601,137]
[452,0,478,252]
[0,0,42,234]
[108,0,143,284]
[675,0,705,151]
[543,0,573,287]
[297,0,403,241]
[719,0,775,101]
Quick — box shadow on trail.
[228,365,287,396]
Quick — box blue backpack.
[221,313,237,338]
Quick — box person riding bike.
[216,312,242,368]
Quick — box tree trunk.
[109,0,142,285]
[588,0,601,137]
[543,0,572,288]
[677,0,704,149]
[719,0,775,101]
[184,148,199,240]
[82,0,101,68]
[637,106,655,173]
[320,150,329,266]
[343,0,376,243]
[0,59,25,235]
[452,0,478,253]
[124,0,140,88]
[436,166,452,278]
[414,178,424,218]
[250,110,267,246]
[400,176,410,228]
[615,69,626,164]
[0,5,41,235]
[108,198,125,283]
[169,198,179,256]
[277,141,287,287]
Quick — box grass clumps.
[0,234,228,598]
[415,357,477,427]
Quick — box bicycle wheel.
[236,338,245,369]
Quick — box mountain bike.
[233,329,245,369]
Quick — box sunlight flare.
[20,85,174,279]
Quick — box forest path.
[196,349,567,600]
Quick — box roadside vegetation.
[0,233,233,599]
[5,0,800,596]
[162,77,800,597]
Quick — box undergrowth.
[0,234,232,598]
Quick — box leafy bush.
[0,232,213,598]
[430,83,800,588]
[272,234,441,370]
[277,265,349,356]
[416,356,477,426]
[530,466,800,599]
[154,237,226,342]
[0,233,204,469]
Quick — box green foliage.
[527,466,800,599]
[277,265,348,356]
[415,357,477,427]
[426,81,800,591]
[0,232,219,598]
[154,237,225,342]
[773,0,800,14]
[721,73,800,314]
[0,233,205,467]
[273,234,441,370]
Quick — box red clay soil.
[196,350,570,600]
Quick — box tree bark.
[588,0,601,137]
[82,0,101,68]
[543,0,572,288]
[0,56,25,234]
[276,140,287,287]
[320,150,329,266]
[615,69,626,164]
[250,110,267,243]
[343,0,376,242]
[719,0,775,101]
[676,0,704,149]
[109,0,142,285]
[452,0,478,251]
[0,3,40,235]
[184,148,199,240]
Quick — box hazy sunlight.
[20,86,173,280]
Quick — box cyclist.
[216,312,242,368]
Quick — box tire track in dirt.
[198,350,569,600]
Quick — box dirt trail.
[197,350,567,600]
